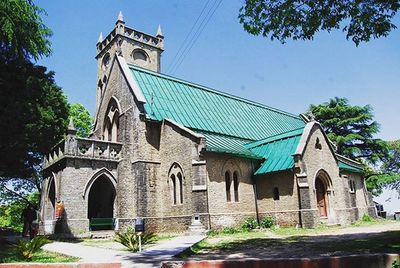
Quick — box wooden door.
[316,178,327,218]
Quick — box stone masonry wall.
[205,153,257,229]
[256,170,300,226]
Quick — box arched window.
[233,171,239,202]
[132,49,148,64]
[103,98,120,142]
[169,163,184,205]
[273,187,280,201]
[225,171,231,202]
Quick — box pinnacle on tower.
[117,11,124,22]
[156,24,163,38]
[97,32,103,44]
[67,118,77,135]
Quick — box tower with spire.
[95,12,164,113]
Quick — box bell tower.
[95,11,164,113]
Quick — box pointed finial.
[67,118,77,135]
[68,118,75,130]
[156,24,163,37]
[97,32,103,44]
[118,11,124,22]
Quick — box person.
[21,206,29,237]
[26,205,38,239]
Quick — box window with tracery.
[169,163,184,205]
[103,98,120,142]
[225,170,240,203]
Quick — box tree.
[0,0,67,203]
[366,140,400,195]
[0,0,52,60]
[69,103,93,138]
[0,58,69,203]
[309,97,387,164]
[239,0,400,46]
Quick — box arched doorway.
[87,175,116,230]
[315,177,328,218]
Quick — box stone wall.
[205,153,257,229]
[256,170,300,226]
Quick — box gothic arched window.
[225,171,231,202]
[169,163,184,205]
[103,98,120,142]
[233,171,239,202]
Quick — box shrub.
[362,213,373,222]
[392,260,399,268]
[15,236,49,260]
[114,227,156,252]
[260,216,274,228]
[242,217,258,231]
[207,229,219,236]
[222,227,240,234]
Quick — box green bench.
[89,218,114,231]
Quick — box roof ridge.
[129,64,303,120]
[194,129,255,142]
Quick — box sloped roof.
[129,65,305,141]
[245,128,304,174]
[338,161,363,173]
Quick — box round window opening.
[132,50,148,64]
[102,53,111,71]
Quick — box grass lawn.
[182,219,400,259]
[0,240,79,263]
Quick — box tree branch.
[2,184,36,207]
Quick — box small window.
[315,137,322,150]
[132,49,147,63]
[273,187,280,201]
[102,53,111,71]
[233,171,239,202]
[349,179,355,193]
[225,171,231,202]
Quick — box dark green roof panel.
[338,161,364,174]
[130,65,305,140]
[249,131,303,175]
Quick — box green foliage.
[260,216,274,228]
[15,236,50,260]
[392,260,400,268]
[239,0,400,46]
[0,0,52,60]
[69,103,93,138]
[362,213,373,222]
[0,192,39,232]
[0,57,69,202]
[309,97,387,165]
[222,227,242,234]
[365,140,400,195]
[242,217,258,231]
[114,227,156,252]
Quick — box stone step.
[90,230,115,239]
[188,225,207,235]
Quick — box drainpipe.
[251,160,260,225]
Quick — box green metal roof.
[245,129,304,175]
[338,161,364,174]
[130,65,305,141]
[199,131,262,159]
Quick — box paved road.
[43,235,205,268]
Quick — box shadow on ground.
[185,230,400,261]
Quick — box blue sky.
[36,0,400,141]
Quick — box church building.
[39,13,376,236]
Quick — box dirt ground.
[185,222,400,261]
